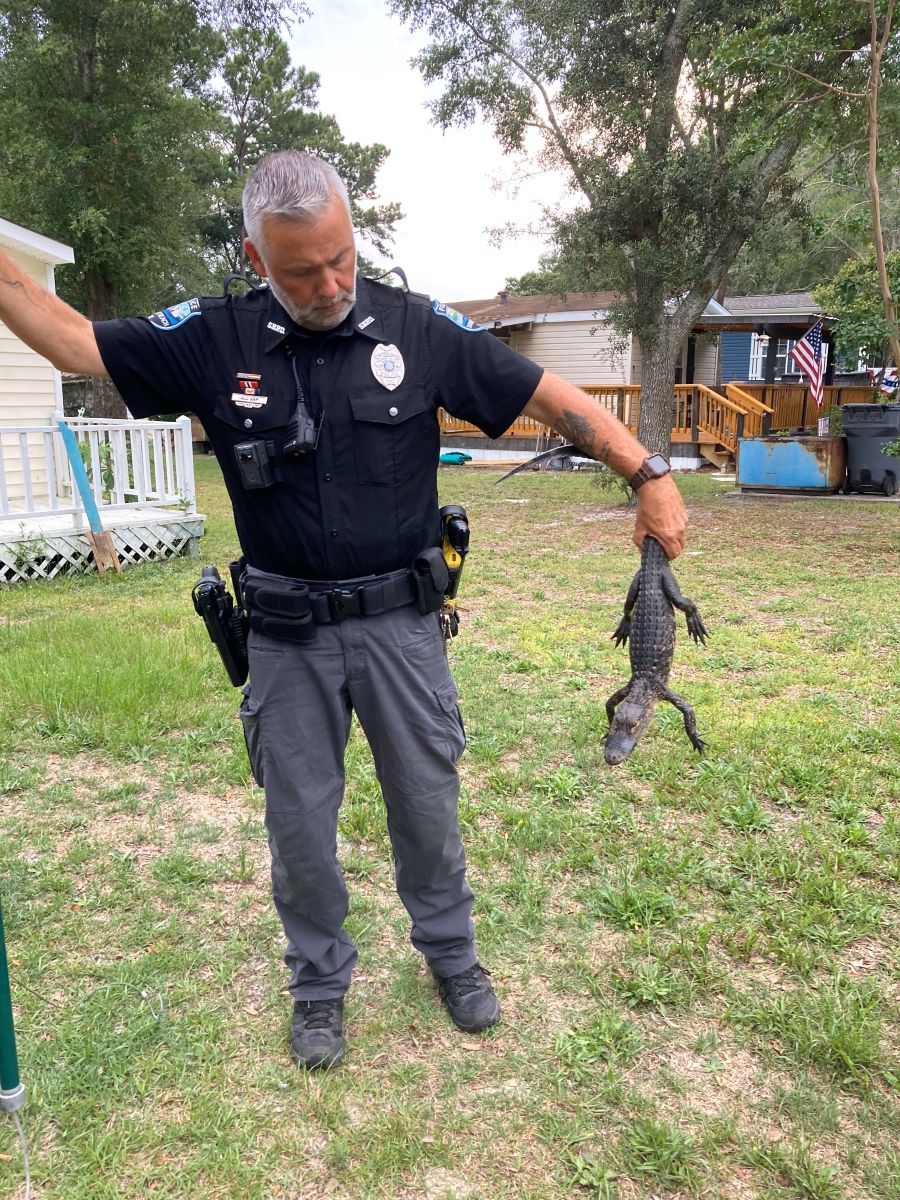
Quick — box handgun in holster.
[192,562,249,686]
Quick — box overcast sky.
[289,1,567,303]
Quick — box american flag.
[791,321,825,408]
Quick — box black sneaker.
[290,998,344,1069]
[433,963,500,1033]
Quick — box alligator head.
[604,678,660,765]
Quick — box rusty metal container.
[737,436,847,492]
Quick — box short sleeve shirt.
[93,276,543,579]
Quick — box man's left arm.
[523,370,688,559]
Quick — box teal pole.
[0,897,26,1114]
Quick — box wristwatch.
[628,453,671,490]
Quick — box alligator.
[604,536,708,765]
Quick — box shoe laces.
[296,999,339,1030]
[442,964,490,999]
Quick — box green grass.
[0,457,898,1198]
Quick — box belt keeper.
[361,581,385,616]
[251,611,316,643]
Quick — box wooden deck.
[439,383,877,464]
[0,504,205,584]
[0,415,204,583]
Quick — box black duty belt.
[243,568,418,643]
[308,571,417,624]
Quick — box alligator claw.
[611,617,631,647]
[686,611,708,644]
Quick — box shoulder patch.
[431,300,485,332]
[148,297,202,331]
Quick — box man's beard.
[266,276,356,332]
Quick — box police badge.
[370,343,405,391]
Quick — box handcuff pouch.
[412,547,450,615]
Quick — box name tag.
[231,392,268,409]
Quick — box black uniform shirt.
[93,275,543,579]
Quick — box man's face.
[244,194,357,332]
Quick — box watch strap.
[628,455,671,490]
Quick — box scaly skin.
[604,536,708,765]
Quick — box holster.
[412,547,449,615]
[192,563,249,686]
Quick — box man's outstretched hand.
[633,475,687,559]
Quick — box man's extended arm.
[524,370,688,559]
[0,247,108,376]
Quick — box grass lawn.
[0,456,898,1200]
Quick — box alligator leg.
[660,685,705,754]
[661,567,708,644]
[612,571,641,646]
[605,683,630,726]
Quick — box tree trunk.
[82,268,128,418]
[83,376,128,420]
[867,0,900,369]
[637,335,682,457]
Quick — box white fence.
[0,414,196,526]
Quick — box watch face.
[646,454,670,476]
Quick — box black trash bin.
[841,403,900,496]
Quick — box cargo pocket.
[435,681,467,764]
[238,685,265,787]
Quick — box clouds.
[290,1,560,301]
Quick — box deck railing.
[0,414,196,525]
[580,385,642,428]
[436,380,864,454]
[674,384,748,451]
[437,408,551,441]
[736,384,877,430]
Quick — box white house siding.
[631,338,642,386]
[0,234,70,511]
[693,337,720,388]
[509,319,631,386]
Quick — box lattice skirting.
[0,517,205,584]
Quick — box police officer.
[0,152,687,1070]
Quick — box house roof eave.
[0,217,75,266]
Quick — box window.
[749,333,765,379]
[750,334,829,380]
[785,339,828,378]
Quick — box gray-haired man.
[0,152,687,1069]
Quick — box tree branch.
[784,64,866,99]
[428,0,598,206]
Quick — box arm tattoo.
[0,274,28,295]
[555,409,611,463]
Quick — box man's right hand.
[0,247,108,376]
[633,475,687,559]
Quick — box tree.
[390,0,883,453]
[0,3,403,417]
[727,1,900,367]
[725,152,900,295]
[206,25,402,280]
[815,250,900,367]
[0,1,223,319]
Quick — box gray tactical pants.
[239,574,476,1000]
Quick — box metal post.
[0,897,26,1114]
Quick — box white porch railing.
[0,414,196,527]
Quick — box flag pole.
[0,897,26,1116]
